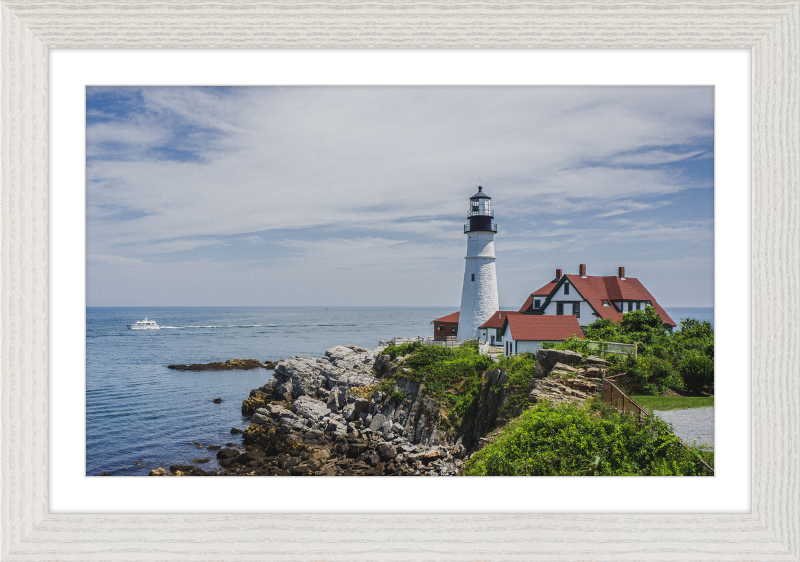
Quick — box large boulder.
[533,349,584,378]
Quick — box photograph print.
[86,86,714,477]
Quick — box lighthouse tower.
[457,186,499,340]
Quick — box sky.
[86,86,714,308]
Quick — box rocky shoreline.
[151,343,606,476]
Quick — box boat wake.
[158,324,267,329]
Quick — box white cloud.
[86,86,714,306]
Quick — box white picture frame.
[2,1,798,560]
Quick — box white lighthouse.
[457,186,499,340]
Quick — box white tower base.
[457,231,499,340]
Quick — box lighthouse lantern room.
[457,186,499,340]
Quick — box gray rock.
[392,422,405,435]
[294,395,330,420]
[376,442,398,461]
[534,348,584,378]
[353,397,370,416]
[327,386,346,411]
[584,355,610,367]
[369,413,387,431]
[343,404,358,422]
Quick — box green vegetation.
[378,342,492,428]
[377,343,536,434]
[630,395,715,415]
[463,401,711,476]
[546,307,714,396]
[679,354,715,394]
[494,352,537,420]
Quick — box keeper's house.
[519,264,676,329]
[501,314,583,356]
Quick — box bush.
[642,356,679,394]
[679,355,714,394]
[463,401,710,476]
[381,342,422,360]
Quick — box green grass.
[631,395,714,415]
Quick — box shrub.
[679,355,714,393]
[642,356,679,394]
[381,342,422,360]
[463,402,709,476]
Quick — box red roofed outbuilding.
[433,312,460,341]
[501,314,583,356]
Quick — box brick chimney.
[618,266,625,279]
[579,264,587,277]
[555,268,562,280]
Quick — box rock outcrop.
[532,349,583,378]
[156,344,609,477]
[168,359,267,371]
[528,348,606,405]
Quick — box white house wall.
[540,298,596,326]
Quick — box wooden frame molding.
[2,1,798,560]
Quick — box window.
[627,302,633,312]
[572,302,580,318]
[564,283,570,295]
[603,300,610,307]
[556,302,564,315]
[451,327,456,334]
[471,273,475,281]
[636,302,641,310]
[439,326,443,332]
[534,299,541,308]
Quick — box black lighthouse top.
[465,186,497,234]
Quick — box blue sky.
[86,86,713,307]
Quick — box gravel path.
[653,407,714,449]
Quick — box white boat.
[126,317,160,330]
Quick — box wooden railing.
[586,340,637,358]
[602,378,714,475]
[384,336,478,348]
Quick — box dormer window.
[534,299,541,308]
[603,300,610,307]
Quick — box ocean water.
[86,305,713,476]
[86,306,454,475]
[663,307,714,328]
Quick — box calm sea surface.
[86,305,712,475]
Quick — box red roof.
[505,315,583,341]
[519,280,560,311]
[478,311,521,329]
[564,274,675,326]
[558,274,675,327]
[433,312,460,323]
